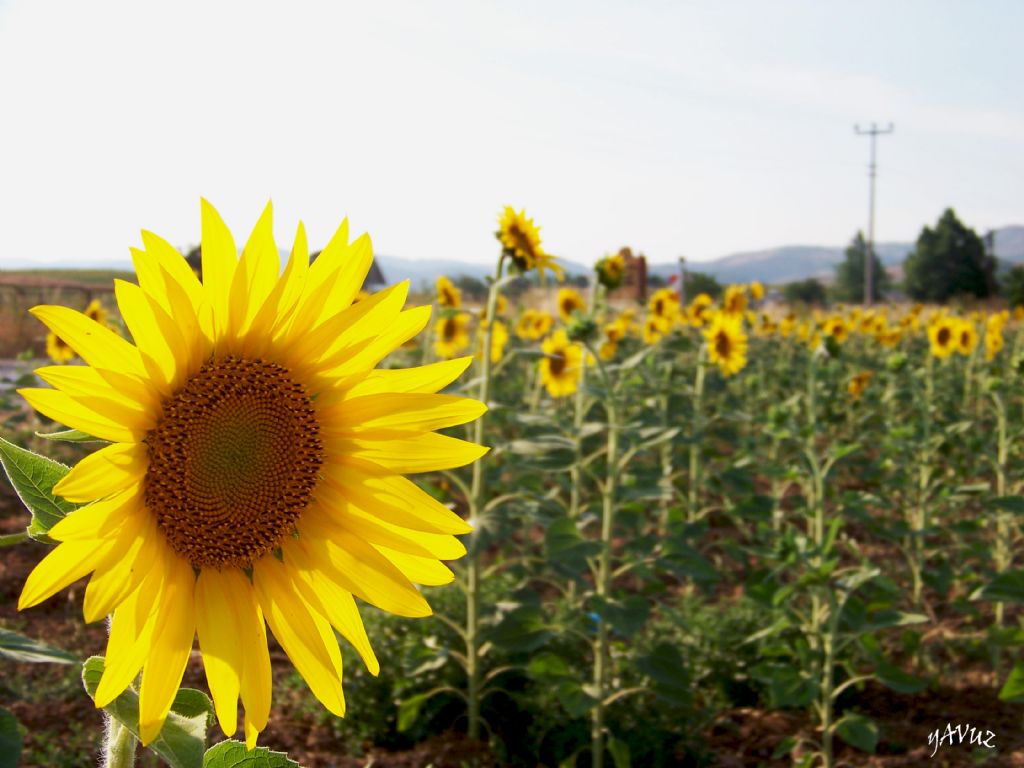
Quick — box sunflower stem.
[465,254,507,744]
[687,345,707,523]
[102,718,137,768]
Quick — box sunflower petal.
[48,483,143,540]
[342,357,473,398]
[53,443,147,503]
[29,306,147,379]
[116,279,188,391]
[19,537,117,610]
[35,365,159,414]
[328,432,488,474]
[322,393,486,435]
[195,568,243,737]
[18,388,146,443]
[200,198,239,340]
[373,545,455,586]
[82,514,158,623]
[139,554,196,745]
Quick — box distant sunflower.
[478,320,508,364]
[496,206,563,281]
[515,309,539,340]
[928,316,957,359]
[823,316,849,344]
[847,371,872,401]
[539,329,582,397]
[595,253,625,290]
[436,276,462,309]
[722,285,747,316]
[45,332,76,363]
[18,201,486,748]
[749,281,764,302]
[956,320,979,356]
[688,293,714,328]
[648,288,680,332]
[84,299,108,326]
[434,312,472,358]
[704,312,747,377]
[531,310,554,339]
[641,315,664,345]
[557,288,586,322]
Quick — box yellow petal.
[19,537,117,610]
[200,198,239,341]
[53,443,147,503]
[35,364,159,414]
[195,568,243,737]
[115,279,187,392]
[322,393,486,435]
[95,561,164,707]
[245,221,309,358]
[342,357,473,399]
[327,432,489,474]
[18,388,146,443]
[320,460,471,535]
[82,514,158,622]
[238,592,272,735]
[29,305,147,379]
[252,556,345,716]
[318,304,431,379]
[373,545,455,586]
[228,201,278,343]
[48,482,144,539]
[139,554,196,745]
[297,512,431,618]
[140,229,216,350]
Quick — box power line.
[854,122,894,306]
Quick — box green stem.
[465,255,507,742]
[687,345,707,523]
[103,719,137,768]
[992,391,1009,677]
[586,346,619,768]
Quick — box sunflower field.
[2,204,1024,768]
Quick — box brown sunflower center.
[937,327,951,346]
[443,318,457,341]
[144,356,323,568]
[549,351,567,377]
[714,331,732,359]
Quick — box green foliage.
[0,628,75,664]
[833,231,889,302]
[0,708,21,768]
[0,436,76,542]
[903,208,996,301]
[682,270,723,300]
[1001,263,1024,307]
[782,277,828,306]
[202,740,299,768]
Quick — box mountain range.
[5,226,1023,288]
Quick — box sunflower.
[687,293,714,328]
[641,315,664,345]
[434,312,472,358]
[704,312,747,377]
[928,315,957,359]
[823,316,849,344]
[722,285,747,316]
[45,332,76,363]
[84,298,108,326]
[847,371,872,401]
[531,310,554,339]
[539,330,583,397]
[436,276,462,309]
[17,201,487,748]
[647,288,680,332]
[595,253,625,290]
[956,320,979,356]
[496,206,563,282]
[515,309,539,340]
[749,281,764,302]
[557,287,586,322]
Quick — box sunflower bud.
[566,314,598,344]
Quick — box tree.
[1002,264,1024,308]
[783,277,828,306]
[683,270,723,300]
[833,231,888,303]
[903,209,996,302]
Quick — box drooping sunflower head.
[539,329,583,398]
[595,253,625,290]
[722,284,747,316]
[435,275,462,309]
[434,311,472,358]
[557,287,586,322]
[496,206,564,282]
[704,312,748,377]
[847,371,872,401]
[45,331,76,363]
[18,200,488,748]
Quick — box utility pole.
[854,122,893,306]
[678,255,687,304]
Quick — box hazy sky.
[1,0,1021,267]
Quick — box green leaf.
[976,569,1024,603]
[82,656,209,768]
[34,428,107,443]
[0,708,22,768]
[0,435,76,541]
[203,739,300,768]
[636,642,690,708]
[555,679,597,718]
[592,595,650,637]
[397,691,432,733]
[607,736,631,768]
[834,713,878,753]
[985,496,1024,515]
[0,628,75,664]
[544,517,601,577]
[999,663,1024,702]
[486,605,551,653]
[875,661,928,694]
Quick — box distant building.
[183,246,387,291]
[609,247,648,303]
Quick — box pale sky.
[1,0,1021,268]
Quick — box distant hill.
[4,225,1022,288]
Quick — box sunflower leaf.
[0,707,21,768]
[0,628,75,664]
[81,656,209,768]
[0,436,76,542]
[202,739,300,768]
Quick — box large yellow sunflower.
[17,201,487,748]
[557,287,586,322]
[704,312,748,377]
